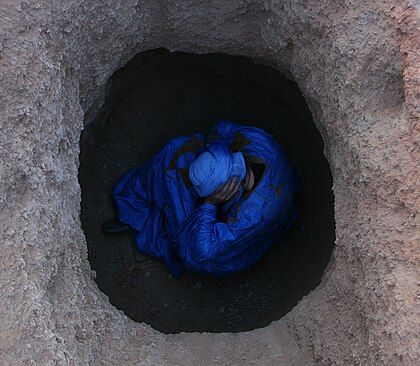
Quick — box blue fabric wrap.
[113,121,297,277]
[189,142,246,197]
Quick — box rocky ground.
[1,1,417,364]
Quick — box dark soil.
[79,49,335,334]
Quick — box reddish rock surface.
[0,1,418,365]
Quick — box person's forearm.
[177,202,239,262]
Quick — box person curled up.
[103,120,297,277]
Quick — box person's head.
[189,142,246,197]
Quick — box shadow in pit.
[79,48,335,334]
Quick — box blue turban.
[189,142,246,197]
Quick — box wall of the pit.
[0,1,418,365]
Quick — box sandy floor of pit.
[79,50,335,333]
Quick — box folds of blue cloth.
[113,120,297,277]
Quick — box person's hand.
[242,166,255,191]
[205,177,241,204]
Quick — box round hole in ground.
[78,48,335,334]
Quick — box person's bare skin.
[243,165,255,191]
[205,166,255,204]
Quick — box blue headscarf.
[189,142,246,197]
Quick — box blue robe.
[113,120,297,277]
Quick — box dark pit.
[79,48,335,334]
